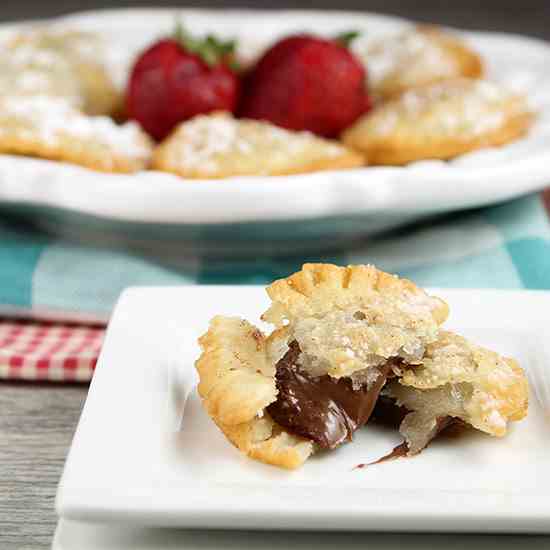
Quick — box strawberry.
[239,33,371,138]
[126,27,240,141]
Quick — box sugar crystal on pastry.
[0,96,152,172]
[152,112,364,179]
[342,78,533,165]
[263,264,448,379]
[1,29,121,117]
[354,25,483,100]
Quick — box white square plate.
[52,520,550,550]
[56,287,550,533]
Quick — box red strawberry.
[239,33,371,138]
[126,29,240,141]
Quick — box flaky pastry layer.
[0,96,152,173]
[152,112,365,179]
[4,29,121,117]
[262,263,449,378]
[357,25,483,101]
[342,79,533,165]
[385,331,529,453]
[196,316,313,469]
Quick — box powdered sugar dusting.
[0,96,150,159]
[173,114,239,174]
[357,29,458,89]
[400,290,443,316]
[0,43,83,107]
[169,113,345,172]
[350,366,383,390]
[369,80,520,137]
[10,45,62,67]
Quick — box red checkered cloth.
[0,320,105,382]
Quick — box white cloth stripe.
[47,366,66,381]
[19,364,38,379]
[346,215,504,272]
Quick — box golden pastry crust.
[5,29,121,117]
[152,112,365,179]
[195,266,528,469]
[262,263,449,378]
[385,330,529,453]
[0,96,152,173]
[0,42,82,110]
[196,316,313,469]
[342,79,533,165]
[357,25,483,101]
[219,416,314,470]
[196,316,276,425]
[263,263,449,324]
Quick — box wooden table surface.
[1,383,87,549]
[0,4,549,549]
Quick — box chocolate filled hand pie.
[195,264,528,469]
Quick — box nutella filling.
[369,397,465,461]
[372,395,465,442]
[371,395,409,428]
[267,341,391,449]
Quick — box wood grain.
[0,383,87,549]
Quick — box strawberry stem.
[334,30,361,48]
[174,20,237,68]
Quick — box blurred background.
[0,0,549,38]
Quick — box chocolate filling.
[368,397,465,464]
[355,441,409,469]
[267,341,391,449]
[371,395,409,428]
[372,396,465,443]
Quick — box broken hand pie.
[195,264,528,469]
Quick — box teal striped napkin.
[1,193,549,317]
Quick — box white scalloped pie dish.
[0,9,549,237]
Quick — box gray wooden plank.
[0,384,88,549]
